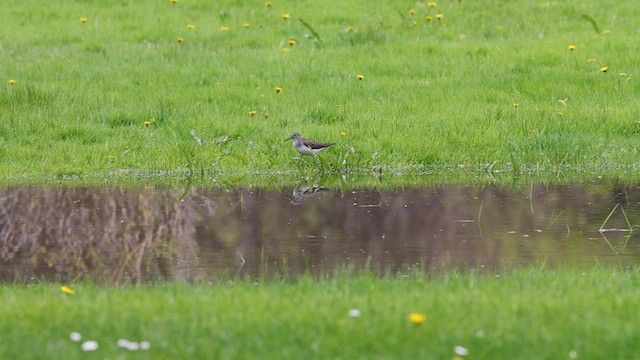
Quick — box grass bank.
[1,0,639,185]
[2,268,640,359]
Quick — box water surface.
[1,182,639,283]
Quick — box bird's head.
[284,132,301,142]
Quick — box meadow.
[1,0,639,186]
[2,1,640,358]
[2,268,640,359]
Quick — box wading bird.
[284,132,335,156]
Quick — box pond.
[1,181,639,284]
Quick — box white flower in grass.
[117,339,128,348]
[118,338,151,351]
[69,332,82,342]
[454,345,469,356]
[81,340,99,351]
[348,309,362,318]
[118,339,137,350]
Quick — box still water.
[1,182,639,283]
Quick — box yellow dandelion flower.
[602,29,610,35]
[288,39,296,46]
[282,13,290,20]
[170,0,178,3]
[587,58,597,63]
[8,79,16,85]
[428,1,437,7]
[61,286,76,295]
[177,37,184,43]
[356,74,365,80]
[619,72,628,77]
[265,2,272,7]
[275,87,283,93]
[409,9,417,15]
[425,15,433,21]
[248,110,257,116]
[80,17,88,23]
[513,102,520,108]
[567,45,576,51]
[243,22,251,28]
[435,14,443,20]
[408,312,427,325]
[340,131,348,137]
[346,26,354,33]
[220,26,229,31]
[557,112,564,117]
[187,23,196,29]
[144,121,151,127]
[600,66,608,73]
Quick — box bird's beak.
[284,136,293,142]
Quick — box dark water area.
[1,182,639,284]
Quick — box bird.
[284,132,335,156]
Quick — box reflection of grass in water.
[599,203,634,253]
[2,267,640,358]
[599,203,633,232]
[546,210,565,232]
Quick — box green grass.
[1,0,639,185]
[2,268,640,359]
[3,4,639,358]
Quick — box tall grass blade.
[317,154,331,169]
[581,14,600,33]
[620,205,633,232]
[178,172,194,201]
[509,153,521,174]
[477,200,484,239]
[298,18,321,43]
[529,181,534,214]
[546,210,564,232]
[620,206,633,249]
[599,203,619,232]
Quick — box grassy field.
[3,3,639,358]
[1,268,639,359]
[1,0,639,185]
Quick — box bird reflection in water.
[289,183,333,205]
